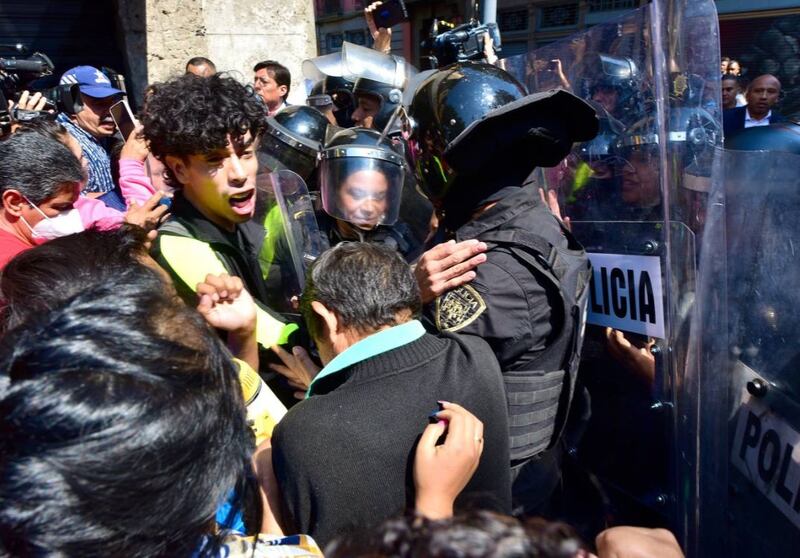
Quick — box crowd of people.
[0,3,740,557]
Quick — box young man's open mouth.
[229,189,256,215]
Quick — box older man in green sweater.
[270,242,511,546]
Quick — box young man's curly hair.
[140,74,267,187]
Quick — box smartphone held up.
[110,99,137,141]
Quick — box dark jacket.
[152,195,299,404]
[426,185,589,515]
[723,106,787,137]
[271,332,511,547]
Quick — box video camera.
[422,19,502,69]
[0,44,83,134]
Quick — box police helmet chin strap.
[378,104,407,144]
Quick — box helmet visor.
[302,52,346,81]
[258,137,318,181]
[342,42,416,88]
[319,154,404,229]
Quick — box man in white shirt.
[253,60,291,117]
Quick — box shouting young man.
[142,74,298,358]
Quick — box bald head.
[746,74,781,120]
[185,57,216,78]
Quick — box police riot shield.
[254,169,329,316]
[685,143,800,557]
[498,0,723,545]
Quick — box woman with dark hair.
[0,226,286,444]
[0,280,321,557]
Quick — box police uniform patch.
[435,285,487,332]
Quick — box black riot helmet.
[319,128,406,230]
[407,62,598,216]
[257,105,330,181]
[587,54,642,116]
[577,100,625,164]
[407,63,525,204]
[352,77,404,131]
[306,80,333,111]
[323,75,356,128]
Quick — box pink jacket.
[119,158,157,206]
[75,196,124,231]
[75,158,158,231]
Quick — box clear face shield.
[257,131,319,181]
[613,147,662,209]
[319,148,405,230]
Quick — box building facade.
[0,0,318,109]
[313,0,800,72]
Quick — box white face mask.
[20,197,84,242]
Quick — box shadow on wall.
[113,0,148,111]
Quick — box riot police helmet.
[323,75,356,128]
[257,105,329,181]
[407,62,597,209]
[577,100,625,164]
[319,128,406,230]
[306,80,334,110]
[407,62,526,203]
[588,54,641,115]
[352,77,404,131]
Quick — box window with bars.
[499,9,529,33]
[538,4,579,29]
[326,33,344,51]
[345,29,368,45]
[588,0,636,11]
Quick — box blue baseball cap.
[60,66,124,98]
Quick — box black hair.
[186,56,217,71]
[325,510,585,558]
[0,280,254,557]
[721,73,741,85]
[14,118,69,143]
[253,60,291,99]
[0,226,161,332]
[140,74,267,188]
[0,132,84,204]
[300,242,420,340]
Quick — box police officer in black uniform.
[408,62,598,516]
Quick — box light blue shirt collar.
[307,320,425,397]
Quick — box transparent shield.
[501,0,722,546]
[686,147,800,558]
[254,170,329,314]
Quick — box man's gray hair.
[300,242,421,339]
[0,132,83,204]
